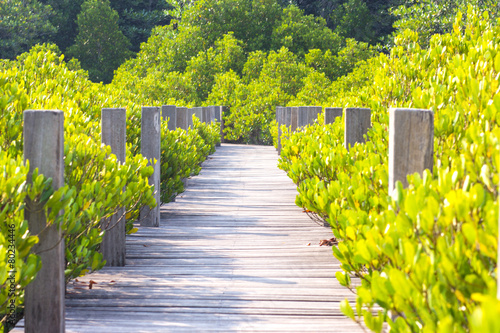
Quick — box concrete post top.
[102,107,126,111]
[345,107,371,112]
[102,108,126,119]
[389,108,433,114]
[23,109,64,183]
[141,106,161,133]
[24,109,63,116]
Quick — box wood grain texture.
[15,144,366,333]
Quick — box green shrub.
[279,8,500,332]
[0,43,220,331]
[0,151,42,330]
[159,116,220,203]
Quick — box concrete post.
[176,107,188,130]
[193,107,203,125]
[284,107,292,129]
[276,106,284,154]
[100,108,126,266]
[208,106,216,123]
[161,105,176,131]
[277,107,292,155]
[213,106,222,147]
[187,108,195,128]
[140,107,161,227]
[297,106,321,128]
[388,108,434,193]
[345,108,371,150]
[297,106,308,128]
[24,110,65,333]
[291,107,298,132]
[201,106,209,123]
[220,106,227,143]
[324,107,343,125]
[308,106,322,125]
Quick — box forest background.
[3,0,495,145]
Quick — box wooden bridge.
[15,144,363,332]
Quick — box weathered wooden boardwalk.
[16,144,363,332]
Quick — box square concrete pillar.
[176,107,188,130]
[324,107,342,125]
[388,108,434,192]
[344,108,371,150]
[140,107,161,227]
[24,110,65,333]
[161,105,176,131]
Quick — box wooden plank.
[12,314,364,333]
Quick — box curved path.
[17,144,364,332]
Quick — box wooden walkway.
[16,144,363,332]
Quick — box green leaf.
[494,52,500,72]
[340,299,355,320]
[335,271,351,287]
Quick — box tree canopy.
[0,0,57,59]
[67,0,133,83]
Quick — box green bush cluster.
[160,116,220,204]
[0,152,43,330]
[0,44,220,330]
[278,8,500,332]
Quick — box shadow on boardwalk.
[16,144,364,332]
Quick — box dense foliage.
[160,116,220,203]
[278,8,500,332]
[2,0,395,86]
[0,0,57,59]
[291,0,398,45]
[113,0,378,144]
[0,44,219,330]
[392,0,500,47]
[66,0,134,83]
